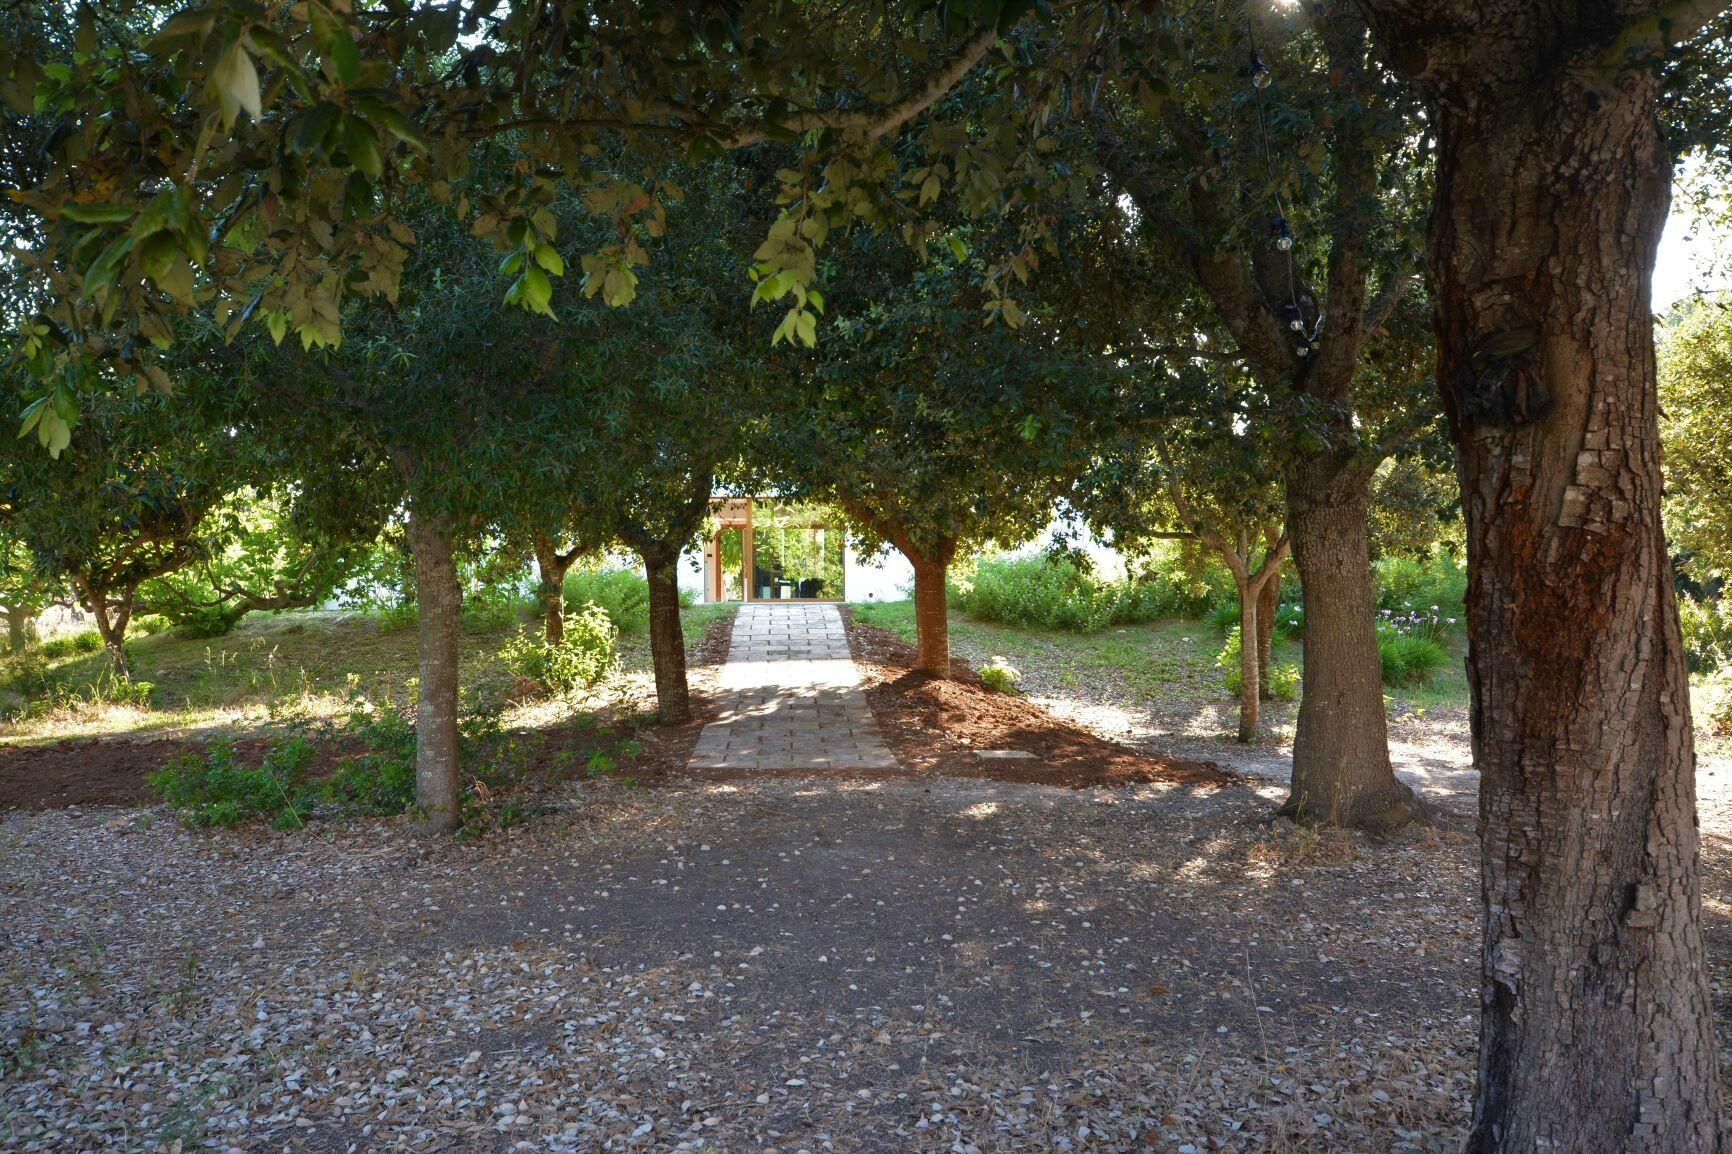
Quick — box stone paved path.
[687,603,900,771]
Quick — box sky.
[1655,162,1732,311]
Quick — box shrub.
[460,593,523,633]
[1205,600,1239,634]
[1679,594,1732,672]
[563,566,656,634]
[150,736,315,829]
[1376,626,1448,687]
[1698,668,1732,736]
[170,604,244,639]
[1216,627,1299,701]
[498,603,618,693]
[374,601,418,634]
[41,630,102,658]
[951,555,1195,633]
[322,700,418,815]
[979,655,1022,694]
[1374,553,1466,620]
[1206,598,1303,639]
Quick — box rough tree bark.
[408,509,461,835]
[907,543,956,678]
[1256,557,1279,700]
[1283,455,1425,830]
[1092,4,1423,829]
[531,534,580,645]
[1355,2,1728,1147]
[642,546,691,724]
[74,579,132,677]
[6,606,32,653]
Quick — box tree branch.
[718,24,1002,149]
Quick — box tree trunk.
[78,581,132,678]
[1256,564,1278,701]
[1283,456,1424,832]
[6,605,31,653]
[1235,576,1260,742]
[409,509,461,835]
[910,551,952,678]
[532,535,576,646]
[1425,59,1721,1154]
[643,548,691,724]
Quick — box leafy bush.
[1205,600,1239,634]
[499,603,618,693]
[979,655,1022,694]
[1697,668,1732,736]
[41,630,102,658]
[564,566,653,634]
[460,593,524,633]
[1206,598,1303,639]
[170,603,244,639]
[1679,594,1732,672]
[322,700,418,815]
[950,555,1197,633]
[1374,553,1466,620]
[1216,627,1300,701]
[1376,626,1448,687]
[374,601,418,634]
[150,736,316,829]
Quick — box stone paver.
[687,603,900,771]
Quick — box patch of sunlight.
[960,801,1001,819]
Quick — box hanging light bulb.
[1289,317,1305,332]
[1249,52,1272,89]
[1295,345,1309,357]
[1270,217,1295,251]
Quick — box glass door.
[750,502,844,599]
[716,527,745,601]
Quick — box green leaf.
[519,267,554,316]
[343,118,383,179]
[211,42,262,128]
[326,32,360,87]
[533,244,564,277]
[80,234,134,302]
[947,235,968,262]
[795,309,817,348]
[61,203,134,225]
[289,103,341,154]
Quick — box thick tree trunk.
[1235,578,1260,741]
[6,605,31,653]
[910,552,952,678]
[1256,564,1278,701]
[643,548,691,724]
[1283,456,1424,831]
[409,509,461,835]
[1427,64,1720,1154]
[532,535,576,646]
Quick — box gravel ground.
[2,772,1488,1153]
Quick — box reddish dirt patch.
[843,611,1230,791]
[0,735,252,810]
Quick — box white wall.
[845,545,914,602]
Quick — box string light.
[1249,51,1272,89]
[1271,217,1295,251]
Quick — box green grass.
[0,601,739,745]
[852,598,1470,718]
